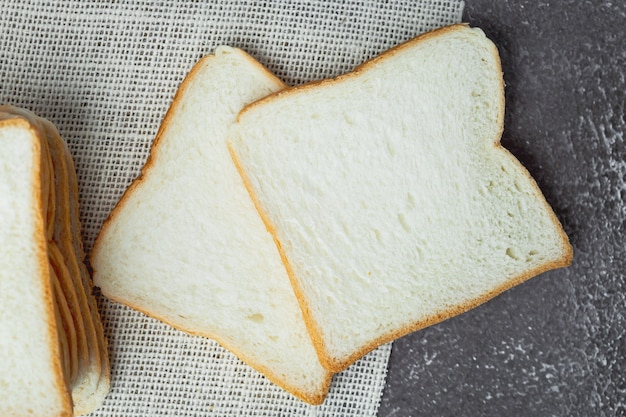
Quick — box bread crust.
[91,49,331,404]
[49,251,77,387]
[43,116,111,413]
[230,24,574,372]
[34,118,75,416]
[46,127,90,385]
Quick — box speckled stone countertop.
[378,1,625,416]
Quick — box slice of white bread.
[90,47,333,404]
[228,24,574,372]
[0,107,110,416]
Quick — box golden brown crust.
[230,24,574,372]
[45,125,91,385]
[49,253,77,387]
[52,116,112,405]
[38,114,110,415]
[49,242,80,386]
[44,116,111,410]
[65,153,111,414]
[31,117,75,416]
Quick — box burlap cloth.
[0,1,463,415]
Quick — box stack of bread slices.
[0,107,110,416]
[19,23,569,407]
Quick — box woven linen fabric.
[0,1,463,416]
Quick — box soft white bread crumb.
[229,24,573,372]
[91,47,332,404]
[0,119,72,417]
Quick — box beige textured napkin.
[0,1,463,415]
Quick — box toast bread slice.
[228,24,574,372]
[91,47,332,404]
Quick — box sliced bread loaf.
[0,107,110,416]
[228,24,574,372]
[0,115,73,417]
[91,47,332,404]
